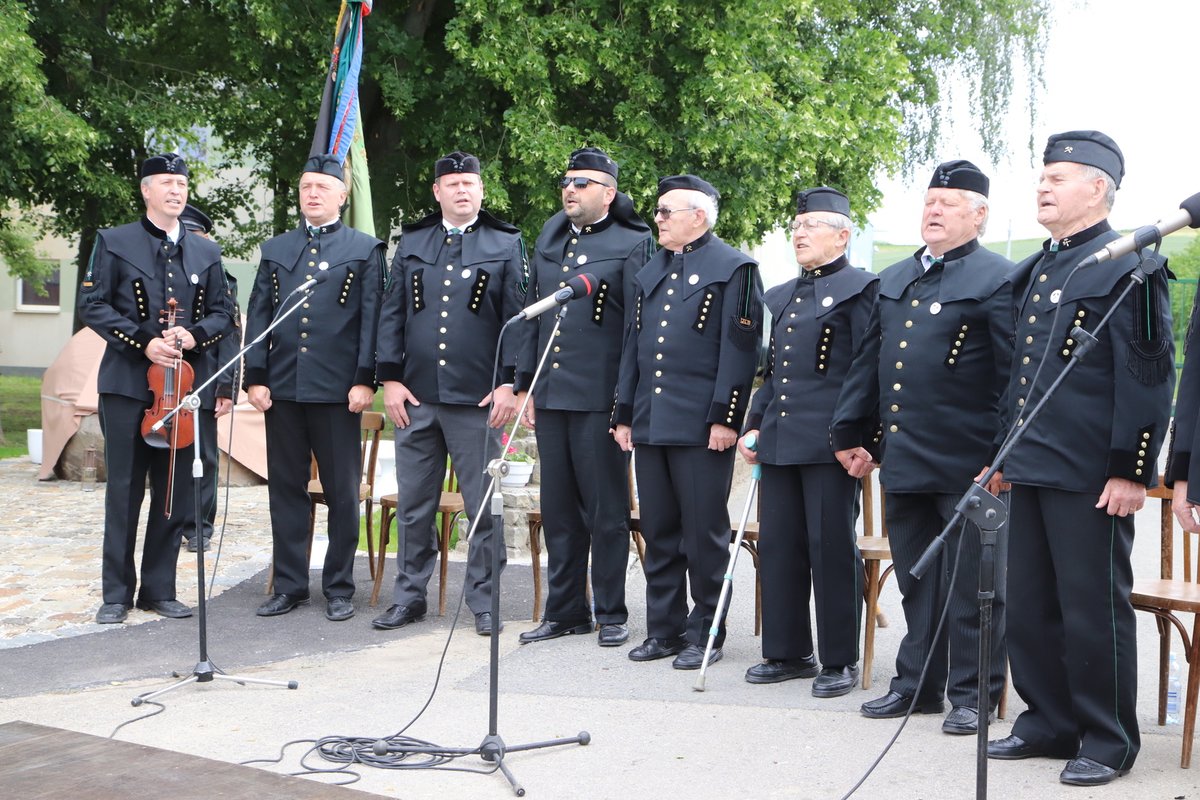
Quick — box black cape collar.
[304,220,344,237]
[575,214,614,236]
[140,216,180,242]
[912,237,980,266]
[800,254,848,279]
[676,229,714,255]
[1043,219,1112,252]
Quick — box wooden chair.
[1131,476,1200,767]
[858,476,892,689]
[266,411,385,594]
[372,462,466,612]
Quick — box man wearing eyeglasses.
[515,148,654,648]
[832,160,1013,734]
[612,174,763,669]
[373,151,528,637]
[737,187,877,697]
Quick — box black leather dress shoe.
[812,665,859,698]
[185,537,211,553]
[475,612,503,635]
[256,593,311,617]
[1060,757,1128,786]
[371,604,425,630]
[325,597,354,621]
[672,644,722,670]
[942,706,997,735]
[628,636,688,662]
[519,619,592,644]
[136,598,193,618]
[95,603,130,624]
[986,734,1049,760]
[745,656,820,684]
[598,623,629,647]
[860,691,944,719]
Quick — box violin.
[141,298,195,517]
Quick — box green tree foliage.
[15,0,220,313]
[0,0,93,287]
[2,0,1048,286]
[372,0,1048,245]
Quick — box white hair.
[818,213,851,231]
[1078,164,1117,210]
[962,189,990,237]
[686,190,719,230]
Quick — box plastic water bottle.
[1167,652,1181,725]
[81,447,98,492]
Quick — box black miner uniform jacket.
[1006,221,1173,493]
[243,222,385,399]
[377,210,527,398]
[515,193,654,408]
[80,219,234,400]
[1169,280,1200,501]
[613,230,763,444]
[831,240,1014,491]
[746,256,879,465]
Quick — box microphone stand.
[907,250,1164,800]
[377,304,589,796]
[130,285,317,705]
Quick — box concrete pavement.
[1,454,1198,798]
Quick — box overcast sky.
[868,0,1197,245]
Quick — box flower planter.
[501,461,535,487]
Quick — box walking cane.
[694,433,761,692]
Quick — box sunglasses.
[654,206,697,218]
[559,176,612,190]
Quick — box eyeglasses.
[559,176,612,190]
[789,219,840,233]
[654,206,697,218]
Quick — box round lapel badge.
[577,254,588,265]
[821,296,833,308]
[1049,289,1062,304]
[688,274,700,285]
[461,268,471,280]
[929,302,942,315]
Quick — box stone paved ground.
[0,456,277,648]
[0,454,541,650]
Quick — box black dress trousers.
[634,443,735,647]
[263,399,363,600]
[535,408,631,625]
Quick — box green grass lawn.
[0,375,41,459]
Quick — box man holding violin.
[79,153,235,624]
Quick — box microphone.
[286,262,331,299]
[510,272,597,322]
[1079,192,1200,267]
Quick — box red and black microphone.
[509,272,597,322]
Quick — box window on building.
[16,266,61,311]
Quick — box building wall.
[0,234,78,376]
[1,232,257,376]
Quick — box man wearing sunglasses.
[612,174,763,669]
[515,147,654,648]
